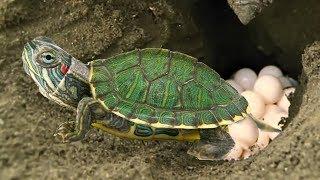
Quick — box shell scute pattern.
[115,67,149,103]
[101,93,119,110]
[167,52,196,85]
[134,104,155,121]
[195,62,221,91]
[140,48,170,81]
[175,111,198,126]
[196,111,218,126]
[89,48,248,129]
[105,51,140,76]
[147,77,179,109]
[154,110,175,125]
[181,80,213,110]
[117,100,136,118]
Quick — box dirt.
[0,0,319,179]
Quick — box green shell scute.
[155,110,175,125]
[135,104,154,121]
[115,67,149,102]
[117,101,135,117]
[168,52,195,84]
[182,80,213,110]
[212,107,231,121]
[105,51,140,76]
[95,82,113,98]
[91,66,110,83]
[89,48,248,129]
[176,111,197,126]
[147,77,179,109]
[196,111,217,125]
[140,49,170,81]
[195,63,221,91]
[102,93,119,110]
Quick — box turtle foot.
[54,121,82,142]
[188,129,235,161]
[188,140,235,161]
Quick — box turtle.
[22,36,278,160]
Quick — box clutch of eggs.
[224,65,297,160]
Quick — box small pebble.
[0,118,3,125]
[187,166,194,170]
[254,75,283,104]
[228,116,259,149]
[226,79,244,93]
[241,90,266,118]
[258,65,283,78]
[234,68,257,90]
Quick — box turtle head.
[22,36,90,108]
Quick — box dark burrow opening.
[183,0,320,80]
[192,0,279,78]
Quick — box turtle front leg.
[55,97,99,142]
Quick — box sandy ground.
[0,0,319,179]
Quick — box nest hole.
[191,0,302,79]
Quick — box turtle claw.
[54,121,87,142]
[54,131,71,143]
[54,121,76,143]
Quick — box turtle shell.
[89,48,249,129]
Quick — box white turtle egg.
[241,90,266,118]
[263,105,288,140]
[226,79,244,93]
[258,65,283,78]
[228,116,259,149]
[277,87,296,112]
[254,75,283,104]
[255,129,270,149]
[277,93,290,112]
[224,143,243,161]
[234,68,257,90]
[263,105,288,129]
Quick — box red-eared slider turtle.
[22,37,277,160]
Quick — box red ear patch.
[61,64,69,74]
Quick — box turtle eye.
[37,51,59,68]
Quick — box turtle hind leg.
[187,127,235,161]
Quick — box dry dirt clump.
[0,0,319,179]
